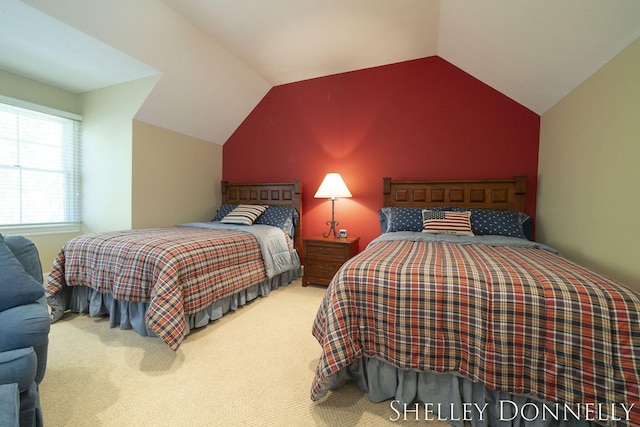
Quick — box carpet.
[39,280,448,426]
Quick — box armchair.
[0,235,50,427]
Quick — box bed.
[311,176,640,427]
[46,180,302,351]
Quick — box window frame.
[0,96,82,236]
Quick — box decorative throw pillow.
[212,204,238,221]
[220,204,268,226]
[0,241,45,312]
[254,206,298,237]
[422,210,474,236]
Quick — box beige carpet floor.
[39,279,448,426]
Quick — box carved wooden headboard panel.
[383,175,526,212]
[221,179,302,250]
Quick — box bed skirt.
[49,269,299,342]
[320,356,597,427]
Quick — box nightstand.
[302,235,360,287]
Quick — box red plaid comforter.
[311,238,640,426]
[46,226,267,350]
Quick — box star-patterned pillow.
[255,206,299,238]
[450,208,528,239]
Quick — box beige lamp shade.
[314,173,352,199]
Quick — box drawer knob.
[319,248,332,255]
[320,266,332,274]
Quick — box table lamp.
[314,172,352,238]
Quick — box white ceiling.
[2,0,640,145]
[160,0,441,86]
[0,0,160,93]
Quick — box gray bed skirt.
[320,356,599,427]
[48,269,299,341]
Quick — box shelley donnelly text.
[389,400,635,422]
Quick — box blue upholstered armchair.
[0,235,50,427]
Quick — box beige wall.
[79,76,159,233]
[132,120,222,228]
[538,37,640,289]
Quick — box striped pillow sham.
[221,204,268,226]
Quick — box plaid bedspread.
[46,226,268,350]
[311,238,640,426]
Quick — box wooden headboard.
[383,175,526,212]
[221,179,302,251]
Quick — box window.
[0,100,81,234]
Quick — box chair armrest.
[0,297,49,384]
[0,348,37,391]
[0,297,50,352]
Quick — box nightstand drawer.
[304,261,344,282]
[305,242,350,260]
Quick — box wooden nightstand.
[302,235,360,287]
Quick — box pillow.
[379,206,452,233]
[220,204,268,226]
[520,213,533,241]
[422,210,474,236]
[450,208,528,239]
[213,204,238,221]
[0,241,45,312]
[254,206,299,237]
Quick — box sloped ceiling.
[2,0,640,145]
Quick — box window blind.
[0,101,81,232]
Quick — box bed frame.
[221,179,302,251]
[383,175,526,212]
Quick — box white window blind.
[0,101,81,233]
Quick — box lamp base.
[323,220,339,238]
[323,198,339,238]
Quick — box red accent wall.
[223,56,540,251]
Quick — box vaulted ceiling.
[2,0,639,145]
